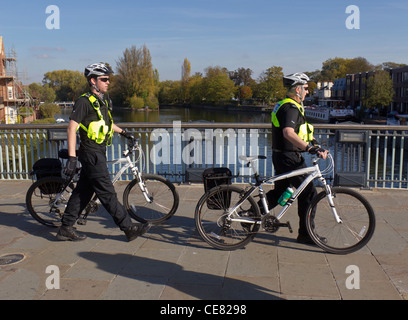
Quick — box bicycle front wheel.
[195,185,261,251]
[306,187,375,254]
[25,176,74,227]
[123,174,179,225]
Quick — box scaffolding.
[0,37,34,123]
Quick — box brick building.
[0,35,35,124]
[389,66,408,114]
[344,66,408,114]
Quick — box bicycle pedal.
[286,221,293,233]
[276,221,293,233]
[77,218,87,225]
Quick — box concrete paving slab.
[0,181,407,300]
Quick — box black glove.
[120,130,134,140]
[308,145,327,155]
[64,156,77,177]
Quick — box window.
[7,86,13,100]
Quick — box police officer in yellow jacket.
[57,63,150,242]
[269,73,328,244]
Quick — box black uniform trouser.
[265,151,317,236]
[61,151,133,231]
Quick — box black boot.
[56,225,87,241]
[124,223,151,242]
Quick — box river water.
[58,105,271,124]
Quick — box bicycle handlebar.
[123,139,141,158]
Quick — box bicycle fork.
[320,179,343,224]
[136,172,153,204]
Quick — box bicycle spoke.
[124,174,178,224]
[307,187,375,254]
[195,186,261,250]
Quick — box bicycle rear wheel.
[306,187,375,254]
[195,185,261,250]
[25,176,74,227]
[123,174,179,224]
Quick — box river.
[57,105,271,124]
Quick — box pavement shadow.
[78,251,283,300]
[147,214,322,253]
[0,202,59,241]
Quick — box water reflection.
[58,105,270,124]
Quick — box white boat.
[329,107,354,121]
[304,106,330,122]
[305,106,354,123]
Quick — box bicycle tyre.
[25,176,74,227]
[123,174,179,225]
[306,187,375,254]
[195,185,261,251]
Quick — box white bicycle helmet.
[84,63,113,79]
[283,72,310,87]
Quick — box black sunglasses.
[98,77,110,82]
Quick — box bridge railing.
[1,122,407,189]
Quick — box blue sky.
[1,0,407,84]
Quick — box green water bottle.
[278,187,294,206]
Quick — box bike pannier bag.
[203,167,232,210]
[31,158,63,195]
[32,158,62,180]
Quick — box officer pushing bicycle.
[56,63,150,242]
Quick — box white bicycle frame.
[50,143,153,211]
[227,154,342,225]
[107,145,152,203]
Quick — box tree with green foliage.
[181,58,192,103]
[114,45,156,108]
[363,70,394,112]
[188,73,204,104]
[254,66,285,105]
[42,70,88,101]
[201,66,236,104]
[28,83,56,103]
[39,103,61,118]
[158,80,180,105]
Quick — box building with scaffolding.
[0,35,35,124]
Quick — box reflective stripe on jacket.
[271,97,314,143]
[78,93,114,145]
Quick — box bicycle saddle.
[238,155,267,162]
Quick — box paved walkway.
[0,180,407,300]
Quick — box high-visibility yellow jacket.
[271,97,314,143]
[77,93,114,146]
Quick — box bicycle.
[194,153,375,254]
[25,139,179,227]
